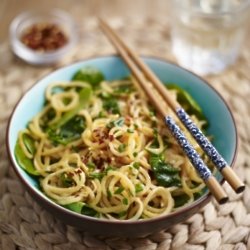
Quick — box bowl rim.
[6,54,238,226]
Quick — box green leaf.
[114,186,124,194]
[104,165,115,174]
[149,153,181,188]
[107,189,112,198]
[47,115,85,145]
[118,143,126,152]
[89,172,104,180]
[51,86,92,129]
[127,128,134,133]
[41,108,56,126]
[122,198,128,205]
[149,137,160,149]
[173,193,190,208]
[194,190,204,200]
[149,153,164,168]
[166,84,207,122]
[106,117,124,129]
[118,211,127,218]
[156,174,181,188]
[81,205,99,217]
[132,162,140,169]
[86,162,96,170]
[102,98,120,114]
[64,202,98,217]
[154,162,180,175]
[14,141,39,176]
[46,87,91,145]
[64,202,85,213]
[88,166,114,180]
[135,183,143,193]
[22,134,36,155]
[72,67,104,87]
[114,118,124,127]
[133,152,138,157]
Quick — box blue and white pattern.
[165,116,212,181]
[176,107,227,171]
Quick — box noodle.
[15,70,211,220]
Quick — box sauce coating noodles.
[16,73,210,220]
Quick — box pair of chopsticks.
[99,18,245,204]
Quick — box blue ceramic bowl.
[6,55,237,237]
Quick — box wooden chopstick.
[99,19,245,196]
[99,18,245,195]
[99,20,245,195]
[99,18,231,204]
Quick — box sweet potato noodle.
[15,68,211,220]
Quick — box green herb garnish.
[122,198,128,205]
[114,186,125,194]
[72,66,104,88]
[149,153,181,187]
[135,183,143,193]
[132,162,140,169]
[173,194,190,208]
[118,144,126,152]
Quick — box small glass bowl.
[9,9,78,65]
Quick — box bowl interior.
[7,55,237,210]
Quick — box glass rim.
[171,0,250,17]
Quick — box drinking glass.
[169,0,250,75]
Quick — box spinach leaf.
[102,97,120,114]
[173,190,204,208]
[155,171,181,187]
[51,86,92,129]
[149,153,181,187]
[194,190,204,200]
[166,84,207,123]
[23,134,36,155]
[46,87,91,145]
[64,202,84,213]
[81,205,99,217]
[173,193,190,208]
[14,141,39,176]
[64,202,98,217]
[48,115,85,145]
[41,108,56,126]
[72,67,104,87]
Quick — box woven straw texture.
[0,18,250,250]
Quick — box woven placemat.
[0,18,250,250]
